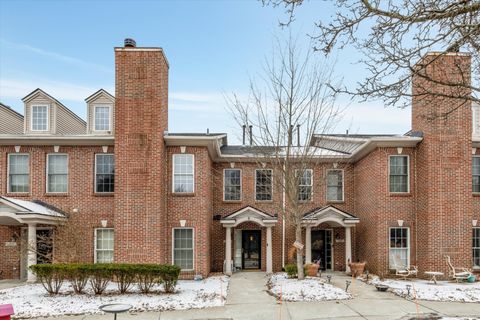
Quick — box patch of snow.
[367,277,480,303]
[267,273,350,302]
[0,276,229,319]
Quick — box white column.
[225,227,232,275]
[345,226,352,274]
[27,223,37,282]
[305,226,312,264]
[266,226,273,274]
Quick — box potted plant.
[304,263,320,277]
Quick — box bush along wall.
[29,263,181,295]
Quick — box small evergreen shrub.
[159,265,181,293]
[29,264,67,294]
[285,263,298,278]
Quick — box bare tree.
[264,0,479,113]
[228,36,342,279]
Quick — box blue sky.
[0,0,410,143]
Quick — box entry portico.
[220,206,277,275]
[0,197,67,282]
[302,205,359,273]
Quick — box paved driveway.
[34,272,480,320]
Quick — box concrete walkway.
[16,272,480,320]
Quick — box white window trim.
[473,156,480,194]
[474,227,480,267]
[296,169,313,202]
[46,153,69,194]
[223,168,242,202]
[388,227,410,268]
[172,154,195,194]
[388,155,410,194]
[94,228,114,263]
[254,168,273,202]
[94,153,115,194]
[172,227,195,271]
[7,153,30,194]
[30,105,49,132]
[92,104,112,132]
[326,169,344,202]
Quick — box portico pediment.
[220,206,277,227]
[302,205,359,227]
[0,197,67,226]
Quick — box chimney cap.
[124,38,136,48]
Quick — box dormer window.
[31,105,48,131]
[94,105,111,131]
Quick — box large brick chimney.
[412,52,472,276]
[114,39,169,263]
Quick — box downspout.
[282,162,286,269]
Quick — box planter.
[304,263,320,277]
[348,261,366,277]
[375,284,389,292]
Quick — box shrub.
[111,264,136,294]
[87,264,113,295]
[65,263,89,294]
[285,263,298,278]
[159,265,181,293]
[30,264,66,294]
[136,264,161,293]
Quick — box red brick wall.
[412,53,473,276]
[113,47,169,264]
[0,145,115,278]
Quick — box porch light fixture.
[101,220,108,228]
[397,220,404,227]
[473,220,478,227]
[14,146,21,153]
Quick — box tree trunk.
[295,223,304,280]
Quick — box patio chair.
[444,255,472,282]
[392,254,417,280]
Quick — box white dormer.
[85,89,115,135]
[473,103,480,136]
[21,89,86,135]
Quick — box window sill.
[327,200,345,204]
[45,193,69,197]
[172,192,196,197]
[255,200,273,203]
[389,193,411,197]
[93,193,114,197]
[6,193,30,197]
[223,200,242,204]
[473,193,480,197]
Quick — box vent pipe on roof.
[206,128,210,135]
[297,124,300,146]
[242,125,246,145]
[249,125,253,146]
[124,38,136,47]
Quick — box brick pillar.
[412,52,472,276]
[114,42,169,263]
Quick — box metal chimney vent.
[124,38,136,48]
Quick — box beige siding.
[56,105,86,135]
[0,107,23,134]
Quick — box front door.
[242,230,261,269]
[311,230,332,270]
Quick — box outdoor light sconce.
[101,220,108,228]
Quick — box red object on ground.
[0,304,14,320]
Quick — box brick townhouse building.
[0,39,478,282]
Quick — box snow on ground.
[367,277,480,303]
[0,276,229,319]
[267,273,351,302]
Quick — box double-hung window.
[94,105,111,131]
[31,105,48,131]
[94,228,114,263]
[389,227,410,269]
[8,154,29,193]
[326,169,344,201]
[473,228,480,267]
[389,155,409,193]
[473,156,480,193]
[224,169,241,201]
[173,154,194,193]
[255,169,272,201]
[173,228,194,270]
[47,154,68,193]
[95,154,115,193]
[297,169,312,201]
